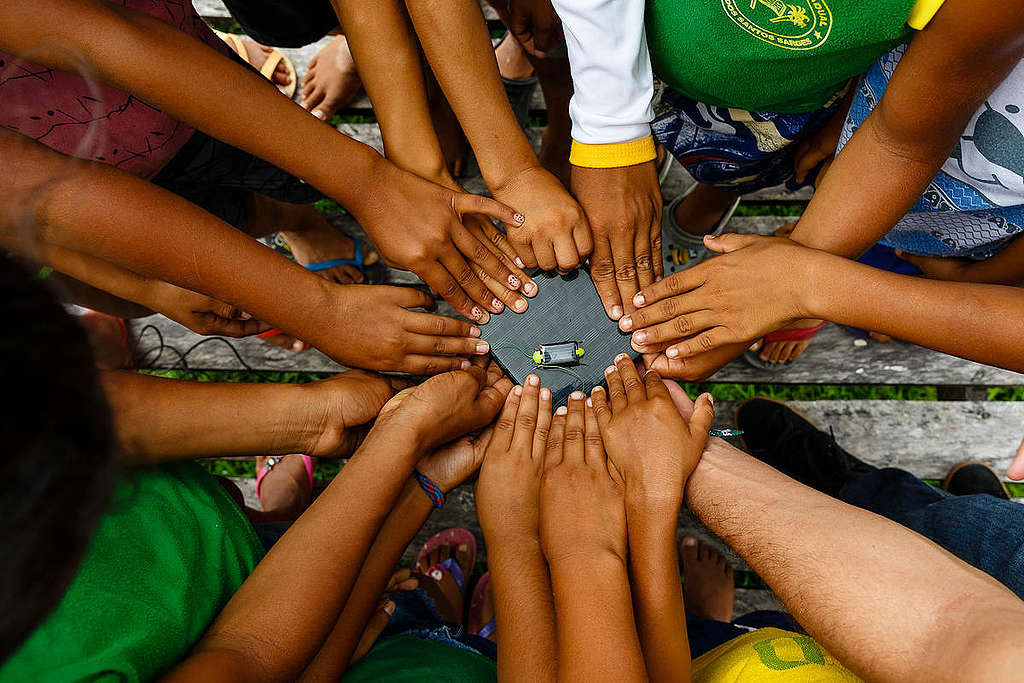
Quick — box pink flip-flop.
[416,528,477,597]
[467,572,495,638]
[255,455,314,506]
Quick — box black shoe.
[735,398,876,497]
[942,461,1010,499]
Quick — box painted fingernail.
[634,330,648,344]
[570,391,585,400]
[540,387,551,400]
[524,281,537,296]
[556,406,568,415]
[514,298,527,312]
[513,212,526,225]
[470,325,481,337]
[471,306,483,320]
[667,347,680,359]
[476,342,489,353]
[492,298,504,312]
[620,315,633,331]
[605,366,615,375]
[513,385,523,396]
[460,359,471,369]
[292,341,304,352]
[508,274,521,288]
[527,374,540,386]
[749,341,760,351]
[312,109,325,120]
[515,257,526,268]
[384,600,395,615]
[586,397,593,407]
[634,294,646,306]
[592,385,605,394]
[615,353,629,362]
[240,312,253,320]
[611,305,623,320]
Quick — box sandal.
[743,321,826,371]
[216,30,297,99]
[415,528,477,601]
[496,33,538,131]
[256,455,314,506]
[662,182,740,275]
[467,572,496,638]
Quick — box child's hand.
[491,166,592,272]
[593,355,714,509]
[299,370,407,458]
[621,233,818,359]
[353,164,529,323]
[145,281,269,338]
[476,375,553,543]
[377,356,513,451]
[325,284,489,374]
[539,392,628,565]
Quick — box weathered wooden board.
[194,0,501,22]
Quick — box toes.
[681,536,699,564]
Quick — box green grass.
[734,203,804,217]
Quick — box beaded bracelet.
[415,470,447,509]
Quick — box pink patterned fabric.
[0,0,232,179]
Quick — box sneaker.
[735,398,876,497]
[942,461,1010,499]
[661,183,740,275]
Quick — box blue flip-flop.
[305,240,365,273]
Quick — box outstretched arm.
[686,438,1024,683]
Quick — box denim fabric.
[686,610,796,658]
[838,468,1024,600]
[382,588,498,661]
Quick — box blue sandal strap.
[305,240,364,273]
[438,556,466,591]
[477,619,497,639]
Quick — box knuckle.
[635,252,653,272]
[697,334,714,352]
[585,434,604,449]
[614,262,637,281]
[564,426,584,443]
[455,267,476,286]
[517,413,537,430]
[441,280,461,298]
[673,315,693,336]
[432,338,449,354]
[496,416,517,432]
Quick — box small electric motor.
[532,342,585,366]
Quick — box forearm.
[300,477,434,681]
[0,0,384,211]
[2,133,339,351]
[487,535,557,682]
[805,251,1024,371]
[166,426,424,682]
[627,507,690,683]
[404,0,538,188]
[333,0,448,181]
[100,372,318,463]
[550,553,646,682]
[686,438,1024,682]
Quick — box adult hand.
[539,392,628,565]
[490,0,564,57]
[592,355,713,507]
[571,162,662,319]
[376,356,513,451]
[144,281,268,337]
[353,162,528,323]
[299,370,408,458]
[477,374,553,542]
[323,284,490,375]
[492,165,592,272]
[622,233,819,359]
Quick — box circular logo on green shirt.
[721,0,833,51]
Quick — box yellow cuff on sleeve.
[569,136,657,169]
[907,0,946,29]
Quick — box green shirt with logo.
[646,0,917,112]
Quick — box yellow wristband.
[570,136,657,169]
[907,0,945,29]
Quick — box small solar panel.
[480,269,639,407]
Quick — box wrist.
[480,147,544,195]
[799,248,837,320]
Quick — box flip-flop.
[416,528,477,599]
[256,455,314,506]
[216,30,297,99]
[496,33,538,131]
[743,321,826,371]
[467,572,495,638]
[662,183,740,274]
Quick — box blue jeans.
[838,468,1024,599]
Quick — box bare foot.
[223,37,294,95]
[495,33,534,80]
[259,332,309,353]
[253,455,313,522]
[279,207,380,284]
[681,536,734,622]
[76,310,132,369]
[415,541,474,624]
[673,183,742,237]
[301,35,362,121]
[756,318,825,364]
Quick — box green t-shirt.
[343,635,497,682]
[0,462,264,682]
[645,0,916,112]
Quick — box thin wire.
[490,341,587,393]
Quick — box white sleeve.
[550,0,654,145]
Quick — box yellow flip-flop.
[215,30,297,99]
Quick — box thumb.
[704,232,757,254]
[689,392,715,437]
[452,192,525,229]
[351,600,395,663]
[1007,434,1024,481]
